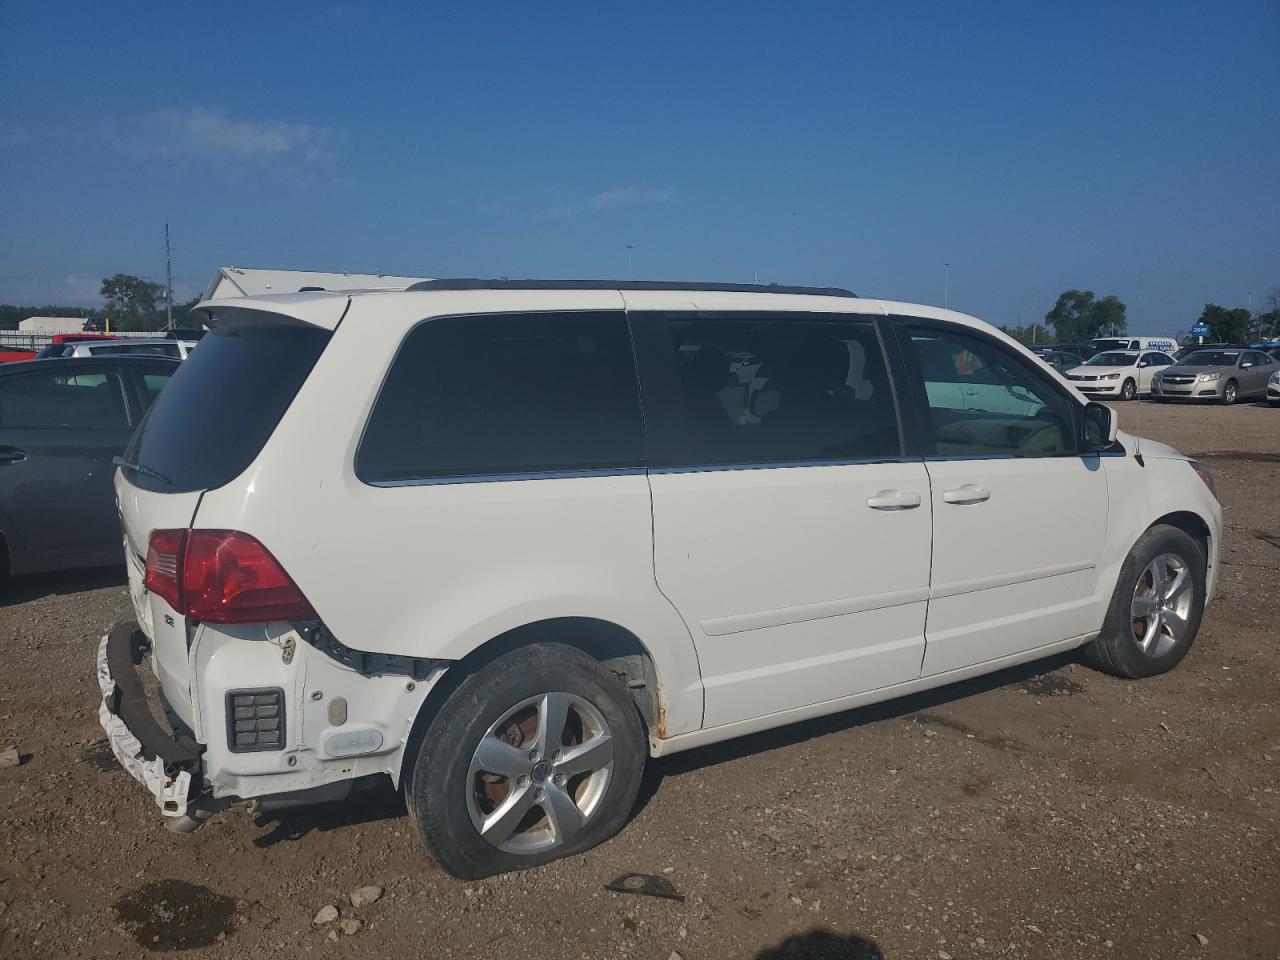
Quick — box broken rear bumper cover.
[97,617,449,827]
[97,621,202,818]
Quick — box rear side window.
[657,316,900,466]
[357,312,644,483]
[0,369,128,429]
[123,323,331,493]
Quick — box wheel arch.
[400,616,663,788]
[1150,510,1211,569]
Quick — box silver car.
[1151,348,1280,404]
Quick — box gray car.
[1151,348,1280,404]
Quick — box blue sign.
[1191,323,1210,336]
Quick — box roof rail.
[404,278,858,297]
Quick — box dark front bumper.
[97,620,203,816]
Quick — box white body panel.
[919,456,1108,675]
[104,286,1224,816]
[649,462,932,727]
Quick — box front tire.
[1120,378,1137,401]
[1220,380,1238,405]
[1087,524,1206,678]
[408,643,646,879]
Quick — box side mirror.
[1081,402,1117,451]
[1137,361,1149,368]
[1241,361,1254,369]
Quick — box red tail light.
[144,529,186,612]
[143,529,317,624]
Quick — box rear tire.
[1086,524,1206,679]
[1120,379,1136,401]
[408,643,646,879]
[1220,380,1238,405]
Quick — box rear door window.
[123,322,332,492]
[0,368,128,429]
[357,312,644,483]
[652,316,900,466]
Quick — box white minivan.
[99,280,1222,878]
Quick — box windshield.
[1180,351,1239,366]
[1086,352,1136,366]
[122,321,331,493]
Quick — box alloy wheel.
[1130,553,1194,658]
[466,692,614,854]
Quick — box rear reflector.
[144,529,317,624]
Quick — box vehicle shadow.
[251,782,407,848]
[0,565,126,607]
[636,650,1082,814]
[248,650,1083,850]
[754,927,885,959]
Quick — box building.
[201,267,431,301]
[18,316,87,334]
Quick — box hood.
[1067,364,1128,376]
[1116,431,1186,461]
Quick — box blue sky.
[1,0,1277,333]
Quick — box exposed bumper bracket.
[97,620,203,818]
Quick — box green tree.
[101,274,164,330]
[1251,288,1280,341]
[998,322,1054,346]
[1091,295,1127,336]
[1044,290,1127,343]
[1197,303,1251,343]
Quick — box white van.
[1090,336,1179,355]
[99,280,1222,878]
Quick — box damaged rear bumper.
[96,620,203,819]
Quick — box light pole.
[943,263,950,308]
[626,245,633,281]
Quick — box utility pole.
[164,223,174,330]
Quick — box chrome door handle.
[942,484,991,505]
[866,489,922,510]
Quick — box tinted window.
[1091,339,1135,351]
[91,342,178,357]
[907,326,1075,457]
[1142,352,1173,366]
[124,322,331,492]
[139,369,175,410]
[659,317,900,465]
[0,369,128,429]
[1181,351,1240,366]
[357,312,643,482]
[1087,352,1138,366]
[1244,351,1271,366]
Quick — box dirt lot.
[1,400,1278,960]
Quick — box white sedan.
[1065,350,1176,401]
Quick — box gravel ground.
[1,400,1278,960]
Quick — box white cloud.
[108,107,341,176]
[590,185,675,211]
[532,184,675,221]
[11,107,347,189]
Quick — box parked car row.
[1034,339,1280,406]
